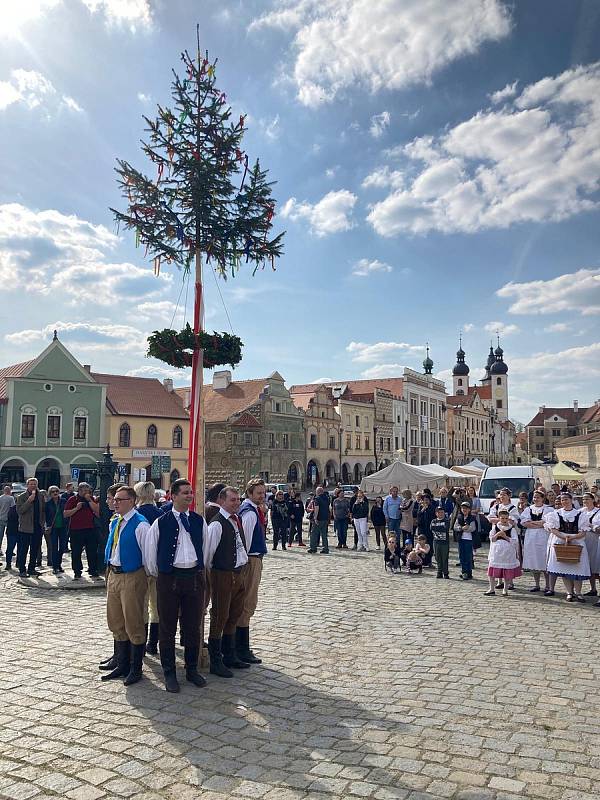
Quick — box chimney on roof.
[213,370,232,391]
[539,405,545,413]
[573,400,579,412]
[163,378,174,393]
[83,365,91,373]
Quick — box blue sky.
[0,0,599,424]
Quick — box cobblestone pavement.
[2,540,600,800]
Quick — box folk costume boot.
[146,622,159,656]
[236,626,262,664]
[222,633,250,669]
[160,644,180,693]
[123,643,145,686]
[99,640,118,671]
[184,646,207,688]
[208,637,233,678]
[101,640,130,681]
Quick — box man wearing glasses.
[101,486,151,686]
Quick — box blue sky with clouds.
[0,0,599,424]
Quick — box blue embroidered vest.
[157,510,204,573]
[239,500,267,555]
[104,511,146,572]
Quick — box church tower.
[423,344,434,375]
[490,337,509,420]
[482,343,495,385]
[452,337,469,396]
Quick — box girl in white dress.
[545,492,590,602]
[519,490,552,594]
[485,509,521,597]
[487,488,520,589]
[579,493,600,600]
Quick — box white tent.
[360,461,443,497]
[465,458,488,470]
[419,463,470,479]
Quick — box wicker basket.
[553,542,583,563]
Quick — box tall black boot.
[236,626,262,664]
[99,640,118,670]
[123,643,145,686]
[160,643,180,693]
[146,622,159,656]
[222,633,250,669]
[101,640,130,681]
[184,646,206,687]
[208,637,232,678]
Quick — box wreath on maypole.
[147,325,243,369]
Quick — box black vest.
[558,511,580,534]
[212,512,246,571]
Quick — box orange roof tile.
[91,373,188,419]
[0,359,37,401]
[290,378,404,399]
[175,378,270,423]
[231,410,261,428]
[525,406,589,427]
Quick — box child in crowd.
[406,536,430,573]
[431,505,450,579]
[485,509,522,597]
[384,533,403,574]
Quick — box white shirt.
[204,508,249,570]
[143,509,205,577]
[109,508,150,567]
[488,501,520,524]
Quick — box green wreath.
[147,324,243,369]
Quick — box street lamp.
[373,425,378,472]
[339,427,343,484]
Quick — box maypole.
[111,25,284,506]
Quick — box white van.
[477,465,554,513]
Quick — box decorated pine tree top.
[110,29,284,371]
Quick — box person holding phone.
[64,482,101,580]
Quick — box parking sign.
[71,467,80,482]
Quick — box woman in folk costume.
[579,492,600,603]
[519,489,552,594]
[544,492,590,602]
[487,487,520,590]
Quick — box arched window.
[119,422,131,448]
[170,469,180,484]
[147,424,158,448]
[172,425,183,448]
[457,378,463,386]
[496,377,502,385]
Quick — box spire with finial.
[423,342,434,375]
[491,335,508,374]
[53,329,58,340]
[452,333,469,376]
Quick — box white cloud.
[543,322,570,333]
[0,202,171,305]
[367,62,600,235]
[347,341,425,363]
[496,268,600,316]
[0,69,83,114]
[489,79,518,104]
[137,300,178,321]
[260,114,281,141]
[137,92,152,104]
[250,0,511,107]
[484,321,519,336]
[351,258,392,277]
[360,363,408,379]
[281,189,357,236]
[325,166,338,179]
[463,323,475,332]
[1,0,151,35]
[362,166,404,190]
[81,0,152,29]
[126,364,191,383]
[4,320,146,355]
[370,111,390,139]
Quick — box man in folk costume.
[99,483,126,673]
[143,479,206,693]
[204,486,251,677]
[101,486,151,686]
[236,478,267,664]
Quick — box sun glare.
[0,0,60,36]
